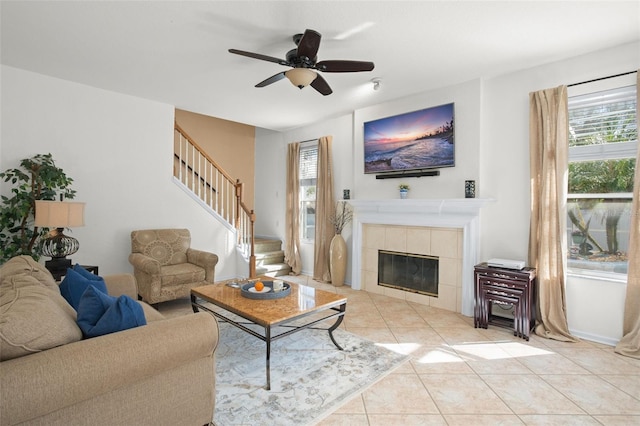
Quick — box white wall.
[255,41,639,345]
[480,41,639,344]
[1,66,238,280]
[353,79,482,200]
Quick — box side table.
[474,262,536,340]
[49,264,99,281]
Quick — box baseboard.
[569,328,620,347]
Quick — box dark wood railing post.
[249,210,256,278]
[235,179,242,230]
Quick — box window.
[299,141,318,241]
[567,78,637,276]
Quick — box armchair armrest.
[128,253,161,275]
[103,274,138,299]
[187,249,219,282]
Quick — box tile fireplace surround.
[348,198,493,317]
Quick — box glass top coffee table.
[190,277,347,390]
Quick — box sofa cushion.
[0,255,58,292]
[59,268,108,310]
[76,285,146,338]
[0,285,82,361]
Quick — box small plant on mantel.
[328,201,353,235]
[399,183,410,191]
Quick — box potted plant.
[399,183,410,199]
[328,201,353,286]
[0,153,76,263]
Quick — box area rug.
[213,322,410,425]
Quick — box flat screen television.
[363,103,455,174]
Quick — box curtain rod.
[568,70,637,87]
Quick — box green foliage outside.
[0,154,76,263]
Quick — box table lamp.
[34,200,85,274]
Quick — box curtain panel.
[284,142,302,274]
[615,70,640,358]
[529,85,578,342]
[313,136,335,282]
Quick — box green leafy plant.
[0,154,76,263]
[399,183,410,191]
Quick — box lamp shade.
[34,201,85,228]
[285,68,317,88]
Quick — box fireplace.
[348,198,493,316]
[378,250,439,297]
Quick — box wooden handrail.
[174,122,256,278]
[175,122,237,185]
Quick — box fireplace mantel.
[348,198,494,316]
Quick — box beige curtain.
[615,70,640,358]
[313,136,335,282]
[529,85,578,342]
[284,142,302,274]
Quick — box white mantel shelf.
[347,198,495,316]
[348,198,494,216]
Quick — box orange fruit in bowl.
[254,281,264,292]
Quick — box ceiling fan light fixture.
[285,68,317,89]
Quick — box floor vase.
[330,234,347,286]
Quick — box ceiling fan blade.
[255,72,286,88]
[296,29,321,60]
[310,74,333,96]
[315,60,375,73]
[228,49,289,66]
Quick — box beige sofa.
[0,256,219,426]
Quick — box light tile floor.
[158,276,640,426]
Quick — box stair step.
[255,238,283,253]
[255,250,285,266]
[256,263,292,278]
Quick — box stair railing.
[174,123,256,277]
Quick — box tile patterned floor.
[158,276,640,426]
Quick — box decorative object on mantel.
[343,189,350,200]
[465,180,476,198]
[399,183,410,199]
[328,201,353,286]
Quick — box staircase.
[174,123,256,277]
[255,238,292,277]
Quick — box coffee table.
[190,278,347,390]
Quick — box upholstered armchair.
[128,228,219,305]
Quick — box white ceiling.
[2,1,639,132]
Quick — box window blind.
[569,85,637,147]
[299,143,318,185]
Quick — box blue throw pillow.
[73,264,102,281]
[59,268,108,311]
[76,285,146,338]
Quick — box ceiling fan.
[228,29,375,96]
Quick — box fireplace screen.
[378,250,439,297]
